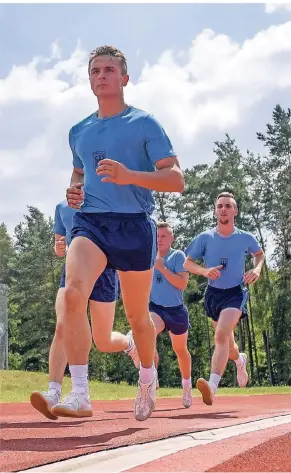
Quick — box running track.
[1,394,290,472]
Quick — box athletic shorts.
[71,212,157,272]
[149,301,189,335]
[59,265,119,303]
[204,285,248,322]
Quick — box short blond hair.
[216,192,237,209]
[157,221,174,234]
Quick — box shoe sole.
[238,354,249,388]
[196,378,213,406]
[183,400,192,408]
[30,392,58,420]
[51,406,93,418]
[134,401,155,421]
[238,372,249,388]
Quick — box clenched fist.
[66,182,84,209]
[54,236,66,257]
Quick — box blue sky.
[1,2,291,239]
[0,3,289,78]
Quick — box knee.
[229,340,237,352]
[215,328,230,345]
[127,312,153,332]
[173,346,189,357]
[54,322,65,340]
[64,284,83,308]
[93,336,111,352]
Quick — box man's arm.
[157,262,189,290]
[253,249,265,271]
[184,257,207,277]
[184,257,223,280]
[129,157,184,193]
[70,167,84,186]
[54,234,66,257]
[244,249,265,284]
[97,157,184,193]
[67,167,84,208]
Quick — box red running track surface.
[1,395,290,472]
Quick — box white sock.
[235,353,244,366]
[48,381,61,394]
[69,365,89,395]
[182,377,192,388]
[209,373,221,393]
[139,364,155,384]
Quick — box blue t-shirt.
[150,248,187,307]
[69,106,176,214]
[185,227,261,289]
[53,200,77,245]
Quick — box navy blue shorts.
[59,265,119,303]
[71,212,157,272]
[149,301,189,335]
[204,285,248,322]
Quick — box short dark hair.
[88,45,127,75]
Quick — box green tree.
[0,223,15,285]
[8,207,62,371]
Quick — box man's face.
[89,55,128,98]
[157,227,174,252]
[215,197,237,225]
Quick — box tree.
[0,223,15,285]
[8,207,62,371]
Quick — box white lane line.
[21,414,291,473]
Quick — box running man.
[184,192,264,405]
[30,199,138,420]
[51,45,184,421]
[150,222,192,407]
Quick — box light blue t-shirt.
[185,227,261,289]
[53,200,77,245]
[150,248,187,307]
[69,106,176,214]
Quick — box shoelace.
[137,382,152,408]
[61,392,81,406]
[183,387,191,399]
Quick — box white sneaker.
[126,331,140,369]
[51,392,93,418]
[236,353,249,387]
[196,378,214,406]
[134,375,156,421]
[30,389,60,420]
[182,385,192,408]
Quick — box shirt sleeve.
[53,205,66,236]
[246,233,261,255]
[185,234,206,260]
[69,128,83,169]
[143,114,176,165]
[174,251,187,273]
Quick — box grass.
[1,370,290,403]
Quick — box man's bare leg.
[90,301,129,352]
[51,237,107,418]
[118,269,156,421]
[30,289,68,420]
[197,309,241,405]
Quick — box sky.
[1,2,291,238]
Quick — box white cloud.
[265,3,291,13]
[50,41,62,60]
[1,22,291,236]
